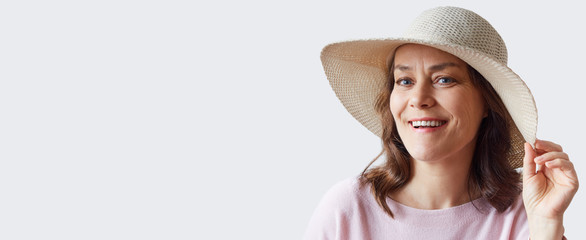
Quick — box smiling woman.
[304,6,578,240]
[372,43,522,213]
[391,44,487,165]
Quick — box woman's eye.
[436,77,455,84]
[396,79,413,86]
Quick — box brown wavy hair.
[360,57,522,217]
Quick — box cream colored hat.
[321,6,537,168]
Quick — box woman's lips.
[410,120,447,128]
[408,119,447,132]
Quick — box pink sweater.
[304,177,529,240]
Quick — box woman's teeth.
[411,120,446,128]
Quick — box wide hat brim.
[321,38,537,169]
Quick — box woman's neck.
[390,143,479,209]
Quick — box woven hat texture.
[321,6,537,168]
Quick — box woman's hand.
[522,139,579,239]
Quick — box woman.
[305,6,578,240]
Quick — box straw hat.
[320,6,537,168]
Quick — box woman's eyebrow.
[429,62,459,71]
[394,64,411,71]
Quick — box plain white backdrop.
[0,0,584,239]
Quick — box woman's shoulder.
[324,176,363,194]
[308,176,377,219]
[318,176,371,205]
[303,176,377,239]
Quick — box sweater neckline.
[380,196,491,228]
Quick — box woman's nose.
[409,84,435,109]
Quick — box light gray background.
[1,0,584,239]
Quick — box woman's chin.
[405,147,448,162]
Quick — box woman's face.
[390,44,487,162]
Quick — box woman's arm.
[522,140,579,240]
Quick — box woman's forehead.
[394,44,466,66]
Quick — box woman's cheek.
[389,92,404,116]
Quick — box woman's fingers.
[523,142,537,182]
[543,157,579,184]
[535,139,563,152]
[544,158,573,171]
[531,140,579,187]
[534,151,569,165]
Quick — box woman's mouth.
[409,120,447,128]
